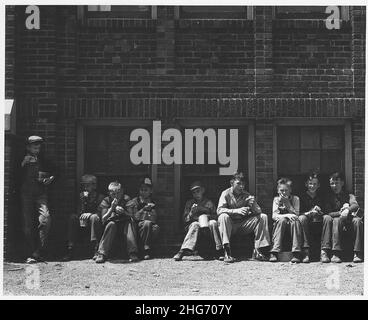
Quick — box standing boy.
[325,172,363,263]
[20,136,56,263]
[63,174,105,261]
[173,181,223,261]
[270,178,303,263]
[126,177,160,260]
[95,181,136,263]
[217,172,271,263]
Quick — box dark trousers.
[98,219,137,257]
[135,220,160,251]
[21,192,51,258]
[67,213,102,249]
[331,215,364,252]
[271,217,303,253]
[298,214,333,250]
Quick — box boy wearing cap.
[325,172,363,263]
[217,172,271,263]
[63,174,105,261]
[19,136,57,263]
[95,181,136,263]
[126,177,160,260]
[173,181,222,261]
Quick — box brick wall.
[5,5,366,259]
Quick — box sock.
[224,244,231,256]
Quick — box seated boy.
[126,177,160,260]
[173,181,223,261]
[270,178,304,263]
[298,172,332,263]
[217,172,270,263]
[95,181,137,263]
[325,172,363,263]
[63,174,105,261]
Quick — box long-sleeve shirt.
[217,187,262,220]
[183,197,216,227]
[299,192,325,215]
[325,191,360,218]
[126,196,158,223]
[272,195,300,221]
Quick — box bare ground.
[3,257,364,296]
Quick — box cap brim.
[190,186,201,191]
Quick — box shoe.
[173,251,184,261]
[129,254,139,263]
[253,248,268,261]
[95,253,106,264]
[353,252,363,263]
[291,253,301,263]
[269,253,278,262]
[331,254,342,263]
[302,249,310,263]
[320,250,330,263]
[223,255,235,263]
[92,252,99,261]
[214,249,225,261]
[143,250,151,260]
[25,257,38,264]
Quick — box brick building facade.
[4,5,365,259]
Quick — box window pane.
[276,6,331,19]
[278,127,299,150]
[301,127,320,149]
[87,5,150,18]
[85,127,149,175]
[278,150,300,174]
[321,150,344,173]
[181,6,247,19]
[322,127,344,149]
[301,150,320,173]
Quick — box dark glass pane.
[301,150,320,173]
[278,127,299,150]
[301,127,320,149]
[322,127,344,149]
[321,150,344,173]
[87,5,150,18]
[181,6,247,19]
[276,6,332,19]
[85,127,150,176]
[278,150,300,174]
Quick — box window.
[86,5,153,19]
[274,6,349,20]
[180,126,249,214]
[84,126,151,196]
[178,6,250,20]
[277,126,345,195]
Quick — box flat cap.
[27,135,44,144]
[190,181,203,191]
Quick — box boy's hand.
[247,196,255,206]
[80,213,92,220]
[115,206,125,214]
[42,176,54,185]
[285,213,297,221]
[22,155,36,166]
[234,207,249,216]
[111,198,118,208]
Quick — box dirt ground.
[3,256,364,296]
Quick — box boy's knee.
[323,215,332,223]
[298,215,307,223]
[277,216,288,224]
[218,214,230,224]
[106,221,116,230]
[209,220,217,227]
[90,214,100,224]
[259,213,268,222]
[142,220,153,229]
